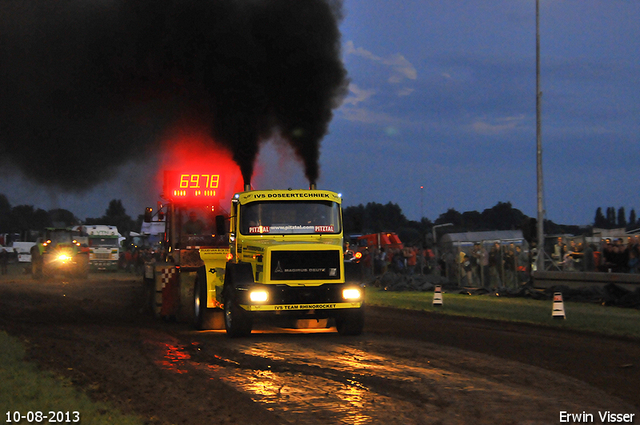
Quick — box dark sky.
[1,0,639,226]
[0,0,348,190]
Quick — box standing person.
[628,249,639,274]
[583,243,595,272]
[124,249,133,272]
[134,248,145,275]
[515,245,529,284]
[601,239,615,272]
[462,254,473,285]
[406,246,417,274]
[488,243,502,288]
[560,245,575,271]
[373,248,381,275]
[0,248,8,275]
[471,243,485,287]
[423,246,434,274]
[479,243,489,287]
[379,248,388,275]
[503,244,516,287]
[552,237,565,266]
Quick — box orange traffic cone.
[433,285,443,307]
[552,292,566,319]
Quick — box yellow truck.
[144,171,364,337]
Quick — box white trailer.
[12,242,37,263]
[84,225,120,271]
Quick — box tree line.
[0,194,139,242]
[1,191,636,246]
[593,207,639,230]
[343,201,604,247]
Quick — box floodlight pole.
[420,186,424,220]
[535,0,545,271]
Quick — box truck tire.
[335,308,365,336]
[223,291,252,337]
[194,267,223,330]
[223,265,253,337]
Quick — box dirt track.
[1,271,638,424]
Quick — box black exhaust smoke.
[0,0,348,191]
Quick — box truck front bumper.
[235,282,364,314]
[90,261,118,271]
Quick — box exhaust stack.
[309,183,317,190]
[244,183,251,192]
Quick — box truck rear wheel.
[335,308,365,336]
[194,268,223,330]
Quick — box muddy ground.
[0,268,638,424]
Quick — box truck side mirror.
[215,215,227,236]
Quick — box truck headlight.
[249,290,269,302]
[342,288,362,300]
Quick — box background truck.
[84,225,120,271]
[12,242,36,263]
[143,170,231,327]
[31,228,89,278]
[144,171,365,337]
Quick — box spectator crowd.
[553,235,640,274]
[354,233,640,290]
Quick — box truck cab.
[196,188,365,337]
[84,225,120,271]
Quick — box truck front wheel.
[223,289,253,337]
[222,265,253,337]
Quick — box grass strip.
[365,286,640,340]
[0,331,143,425]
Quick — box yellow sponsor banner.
[200,248,229,255]
[242,302,361,312]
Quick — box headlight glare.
[342,288,361,300]
[249,290,269,302]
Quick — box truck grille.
[270,250,341,281]
[94,253,111,260]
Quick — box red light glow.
[158,124,244,204]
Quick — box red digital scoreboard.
[163,171,225,203]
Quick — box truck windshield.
[240,201,341,235]
[88,238,119,248]
[176,206,227,248]
[47,231,73,245]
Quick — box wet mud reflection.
[142,331,632,425]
